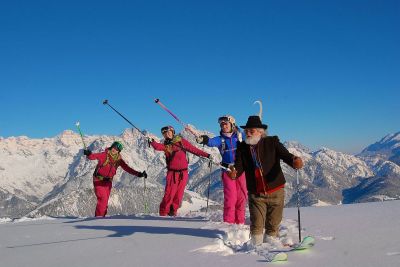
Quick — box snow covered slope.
[1,200,399,267]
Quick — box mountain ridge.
[1,128,399,218]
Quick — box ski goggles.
[218,116,230,124]
[161,126,174,134]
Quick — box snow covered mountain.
[283,144,374,206]
[284,141,400,206]
[1,128,399,218]
[0,131,83,217]
[358,131,400,166]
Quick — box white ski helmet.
[218,115,236,127]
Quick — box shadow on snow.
[74,224,224,238]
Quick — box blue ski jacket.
[207,129,244,167]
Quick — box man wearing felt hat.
[228,115,304,247]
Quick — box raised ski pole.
[296,169,302,243]
[154,98,199,138]
[75,121,87,149]
[103,100,146,137]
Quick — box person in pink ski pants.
[84,141,147,217]
[149,126,211,216]
[196,115,247,224]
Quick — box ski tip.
[102,99,108,105]
[304,236,316,245]
[253,100,263,120]
[154,98,160,103]
[268,252,288,263]
[293,236,315,250]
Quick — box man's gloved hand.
[83,149,92,156]
[138,171,147,179]
[293,156,304,169]
[227,164,237,180]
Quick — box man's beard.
[245,135,261,145]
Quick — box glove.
[164,138,172,145]
[83,149,92,156]
[293,156,304,169]
[227,164,237,180]
[138,171,147,179]
[196,135,209,145]
[147,137,154,147]
[196,136,203,144]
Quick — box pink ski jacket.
[151,136,209,170]
[87,149,140,181]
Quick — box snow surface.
[1,200,400,267]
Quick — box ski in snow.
[265,252,288,262]
[222,239,289,263]
[271,236,315,253]
[262,236,314,262]
[221,236,314,263]
[289,235,315,251]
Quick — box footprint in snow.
[386,252,400,256]
[317,236,335,241]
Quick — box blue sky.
[0,0,399,154]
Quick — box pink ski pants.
[93,180,112,217]
[159,169,189,216]
[222,171,247,224]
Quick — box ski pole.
[75,121,87,149]
[206,161,212,214]
[143,176,149,214]
[296,169,302,243]
[171,141,230,171]
[154,98,199,137]
[103,99,146,137]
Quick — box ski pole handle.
[75,121,87,149]
[206,157,229,171]
[154,98,183,125]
